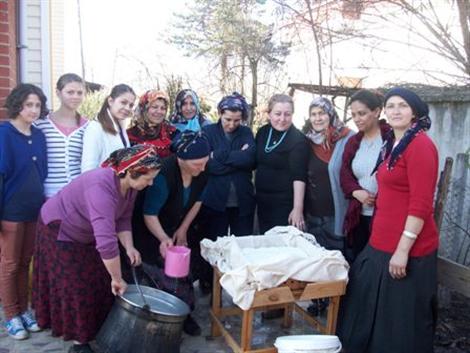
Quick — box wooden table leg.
[282,303,293,328]
[325,295,341,334]
[211,269,222,337]
[240,309,254,352]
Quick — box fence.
[436,153,470,299]
[438,153,470,266]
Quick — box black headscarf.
[374,87,431,172]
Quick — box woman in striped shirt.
[35,73,88,198]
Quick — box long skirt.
[337,245,437,353]
[32,219,114,343]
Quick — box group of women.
[0,71,439,353]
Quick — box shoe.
[261,308,284,320]
[20,310,42,332]
[183,315,202,336]
[199,280,212,296]
[5,316,29,340]
[307,298,329,317]
[68,343,95,353]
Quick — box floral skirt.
[32,219,114,343]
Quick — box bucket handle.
[131,266,150,310]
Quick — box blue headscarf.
[170,89,207,132]
[174,131,210,160]
[374,87,431,172]
[217,92,250,121]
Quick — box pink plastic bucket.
[164,246,191,278]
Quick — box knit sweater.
[0,122,47,219]
[202,121,256,216]
[41,168,136,259]
[370,133,439,257]
[35,117,88,197]
[341,121,391,239]
[305,129,355,236]
[81,119,130,172]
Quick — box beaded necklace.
[264,127,288,153]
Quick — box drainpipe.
[17,0,28,83]
[40,0,52,102]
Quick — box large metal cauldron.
[96,284,190,353]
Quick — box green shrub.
[78,90,107,120]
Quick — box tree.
[380,0,470,81]
[171,0,290,125]
[274,0,470,85]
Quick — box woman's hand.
[159,236,174,258]
[352,189,376,207]
[389,249,409,279]
[111,278,127,296]
[126,247,142,267]
[173,227,188,246]
[288,207,305,231]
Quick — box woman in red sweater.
[338,87,439,353]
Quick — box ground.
[0,285,468,353]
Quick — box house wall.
[0,0,18,120]
[427,101,470,265]
[428,101,470,170]
[24,0,42,87]
[50,0,64,109]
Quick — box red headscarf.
[101,145,162,176]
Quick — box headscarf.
[101,144,162,176]
[173,131,210,160]
[138,90,169,113]
[217,92,250,121]
[305,97,350,162]
[170,89,207,131]
[129,90,172,141]
[374,87,431,171]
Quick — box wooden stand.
[210,268,347,353]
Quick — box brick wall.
[0,0,17,121]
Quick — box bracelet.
[403,230,417,240]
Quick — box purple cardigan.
[340,120,391,242]
[41,168,137,259]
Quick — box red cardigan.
[369,133,439,257]
[340,120,391,242]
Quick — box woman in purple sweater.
[32,145,161,353]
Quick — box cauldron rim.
[119,284,190,318]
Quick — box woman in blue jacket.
[196,92,256,293]
[0,84,48,340]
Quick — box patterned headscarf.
[170,89,205,127]
[173,131,210,160]
[137,90,169,114]
[304,97,350,162]
[129,90,171,141]
[217,92,250,121]
[305,97,347,147]
[101,145,162,176]
[374,87,432,172]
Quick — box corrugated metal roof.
[288,83,470,103]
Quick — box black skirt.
[337,245,437,353]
